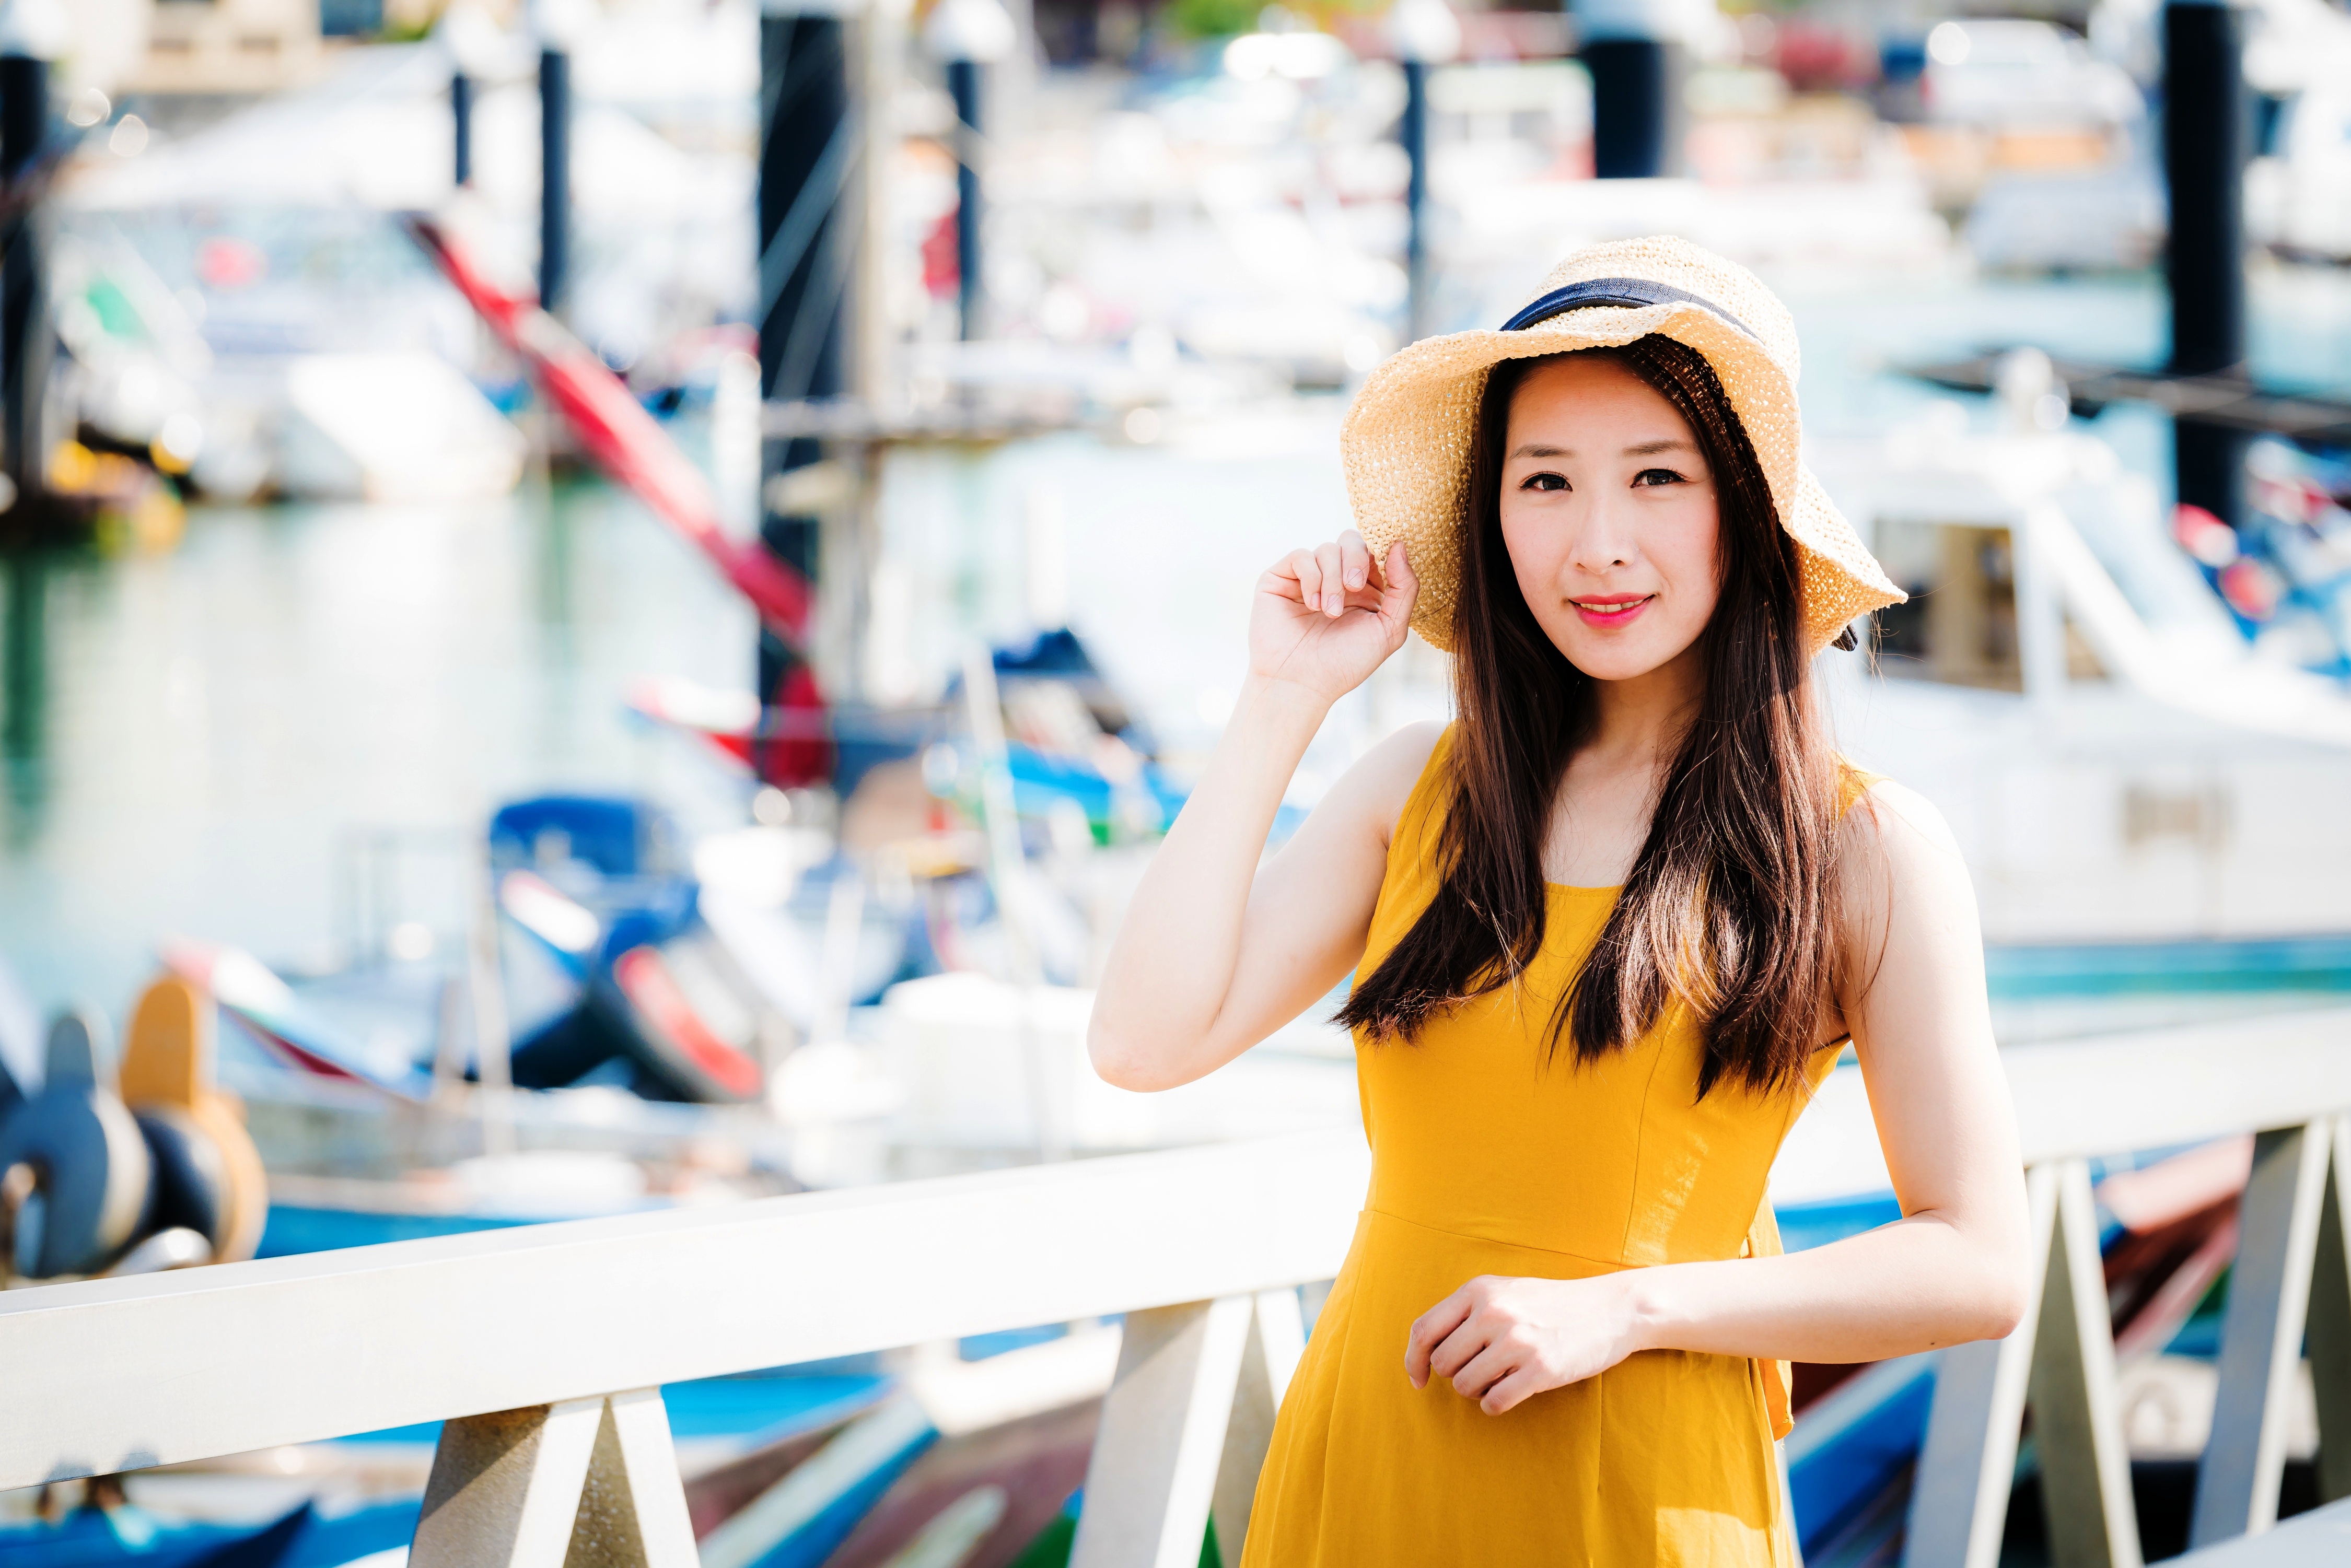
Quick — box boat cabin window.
[1869,519,2024,693]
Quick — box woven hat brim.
[1790,466,1905,651]
[1341,299,1904,655]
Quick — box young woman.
[1089,239,2033,1564]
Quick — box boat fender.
[0,1012,152,1278]
[134,1104,230,1253]
[120,976,267,1262]
[193,1093,266,1264]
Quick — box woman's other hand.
[1253,531,1417,705]
[1405,1273,1649,1415]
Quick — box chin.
[1568,652,1675,682]
[1545,625,1691,683]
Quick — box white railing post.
[2027,1159,2143,1568]
[410,1390,696,1568]
[2193,1119,2336,1547]
[1209,1287,1308,1562]
[1906,1161,2059,1568]
[1070,1295,1254,1568]
[2307,1121,2351,1505]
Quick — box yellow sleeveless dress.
[1240,729,1846,1567]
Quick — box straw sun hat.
[1341,236,1904,654]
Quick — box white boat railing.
[6,1007,2351,1566]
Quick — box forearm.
[1627,1211,2031,1365]
[1090,675,1330,1087]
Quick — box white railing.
[5,1008,2351,1566]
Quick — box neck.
[1585,642,1704,769]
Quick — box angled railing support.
[2030,1159,2144,1568]
[1211,1286,1308,1562]
[409,1391,694,1568]
[2301,1121,2351,1505]
[568,1389,699,1568]
[1071,1294,1253,1568]
[2194,1119,2336,1547]
[411,1398,606,1568]
[1906,1161,2061,1568]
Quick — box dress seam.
[1616,1032,1675,1262]
[1366,1205,1635,1271]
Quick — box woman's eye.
[1632,467,1687,488]
[1521,472,1568,493]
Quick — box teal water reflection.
[0,477,753,1023]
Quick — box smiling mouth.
[1570,595,1654,621]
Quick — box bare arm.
[1407,782,2034,1412]
[1089,534,1429,1092]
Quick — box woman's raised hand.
[1251,531,1418,706]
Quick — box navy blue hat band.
[1498,277,1759,341]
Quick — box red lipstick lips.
[1570,593,1654,629]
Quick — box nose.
[1564,490,1635,577]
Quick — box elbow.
[1966,1248,2036,1343]
[1087,1017,1177,1093]
[1974,1279,2031,1344]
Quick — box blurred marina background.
[5,0,2351,1562]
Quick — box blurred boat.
[1810,355,2351,946]
[1892,17,2159,272]
[49,206,522,508]
[629,628,1190,838]
[2249,82,2351,263]
[56,37,751,476]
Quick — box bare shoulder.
[1841,778,1963,865]
[1318,719,1448,850]
[1837,776,1978,928]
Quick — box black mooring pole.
[2164,0,2249,528]
[1401,58,1430,339]
[928,0,1012,344]
[539,45,570,313]
[1585,32,1680,179]
[946,57,982,341]
[1389,0,1454,341]
[756,6,852,748]
[453,70,474,187]
[0,45,46,514]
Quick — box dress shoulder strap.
[1833,756,1883,821]
[1386,723,1458,874]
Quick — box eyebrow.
[1505,438,1700,459]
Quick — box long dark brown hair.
[1336,334,1846,1098]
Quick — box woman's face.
[1496,355,1723,684]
